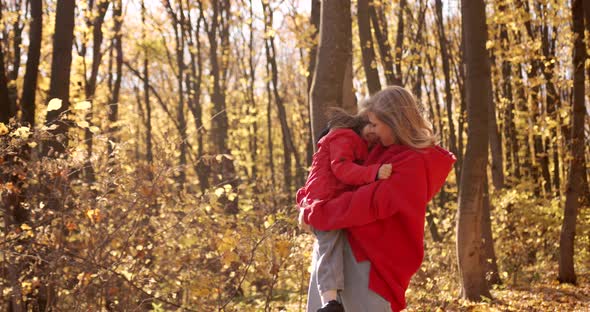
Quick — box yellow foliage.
[0,123,8,136]
[73,101,92,110]
[46,98,63,112]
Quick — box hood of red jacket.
[421,146,456,200]
[370,143,455,201]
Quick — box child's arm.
[329,135,389,185]
[303,153,428,231]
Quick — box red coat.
[302,143,455,311]
[296,128,381,206]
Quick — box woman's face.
[367,112,396,146]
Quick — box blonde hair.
[361,86,437,149]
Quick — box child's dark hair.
[326,107,368,135]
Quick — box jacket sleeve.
[303,153,428,231]
[329,136,381,185]
[295,186,306,207]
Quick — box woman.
[296,108,392,311]
[299,86,456,312]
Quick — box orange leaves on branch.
[10,126,31,139]
[0,123,9,135]
[86,209,103,223]
[20,277,40,295]
[139,185,153,197]
[2,182,18,194]
[76,272,94,288]
[66,221,77,231]
[19,223,35,238]
[274,239,291,259]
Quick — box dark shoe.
[317,300,344,312]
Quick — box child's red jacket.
[302,143,456,311]
[296,128,381,207]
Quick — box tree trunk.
[521,82,540,192]
[8,1,24,115]
[340,47,356,114]
[435,0,460,185]
[369,0,395,85]
[262,2,302,193]
[263,2,291,192]
[187,9,208,191]
[456,0,492,301]
[220,0,238,214]
[205,0,238,213]
[416,67,424,110]
[247,2,258,181]
[455,54,467,172]
[0,41,12,123]
[497,5,520,181]
[410,1,427,98]
[394,0,405,84]
[306,0,321,164]
[307,0,321,94]
[482,177,501,285]
[266,62,276,187]
[559,0,585,285]
[9,0,23,82]
[425,55,444,147]
[177,2,187,189]
[488,75,504,190]
[357,0,380,95]
[45,0,76,155]
[164,0,187,188]
[309,0,352,146]
[141,0,153,168]
[426,203,442,242]
[541,22,560,194]
[532,92,551,195]
[20,0,42,127]
[86,0,109,98]
[36,3,76,311]
[83,0,109,184]
[582,0,590,205]
[518,0,551,195]
[513,63,535,184]
[108,0,122,158]
[207,0,229,156]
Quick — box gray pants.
[307,234,393,312]
[313,229,345,293]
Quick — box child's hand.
[297,202,314,234]
[298,208,312,234]
[378,164,392,180]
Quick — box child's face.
[361,123,379,148]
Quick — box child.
[297,108,392,312]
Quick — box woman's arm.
[303,153,428,231]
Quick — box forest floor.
[406,271,590,311]
[284,230,590,312]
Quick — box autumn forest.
[1,0,589,311]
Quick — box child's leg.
[313,229,345,305]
